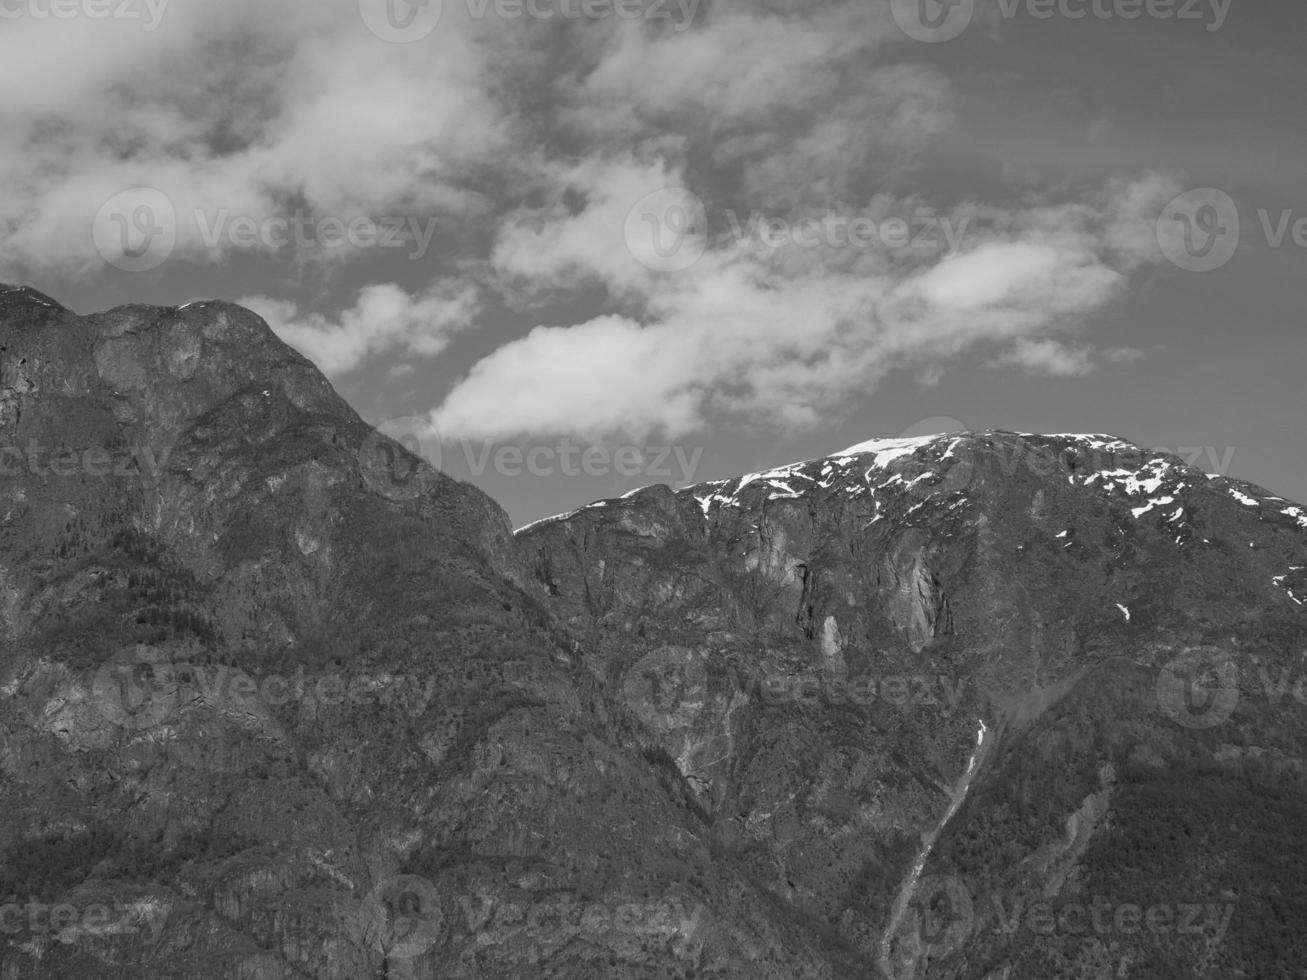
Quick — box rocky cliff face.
[0,286,832,979]
[1,286,1305,980]
[518,433,1307,979]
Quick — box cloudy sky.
[1,0,1303,526]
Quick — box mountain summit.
[1,292,1305,980]
[516,433,1307,978]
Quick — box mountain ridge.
[517,429,1306,540]
[0,288,1304,980]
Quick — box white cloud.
[243,281,480,377]
[433,314,704,441]
[433,173,1176,440]
[0,0,1187,446]
[989,339,1096,377]
[568,2,893,128]
[491,155,692,299]
[911,242,1072,312]
[0,0,505,274]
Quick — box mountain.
[517,433,1307,979]
[1,286,1305,980]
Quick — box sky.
[0,0,1303,528]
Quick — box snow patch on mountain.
[687,434,965,517]
[831,434,942,466]
[514,433,1307,539]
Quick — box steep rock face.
[519,431,1307,979]
[0,286,838,980]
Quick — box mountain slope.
[517,430,1307,979]
[2,286,1305,980]
[0,286,836,980]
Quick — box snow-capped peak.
[831,434,953,464]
